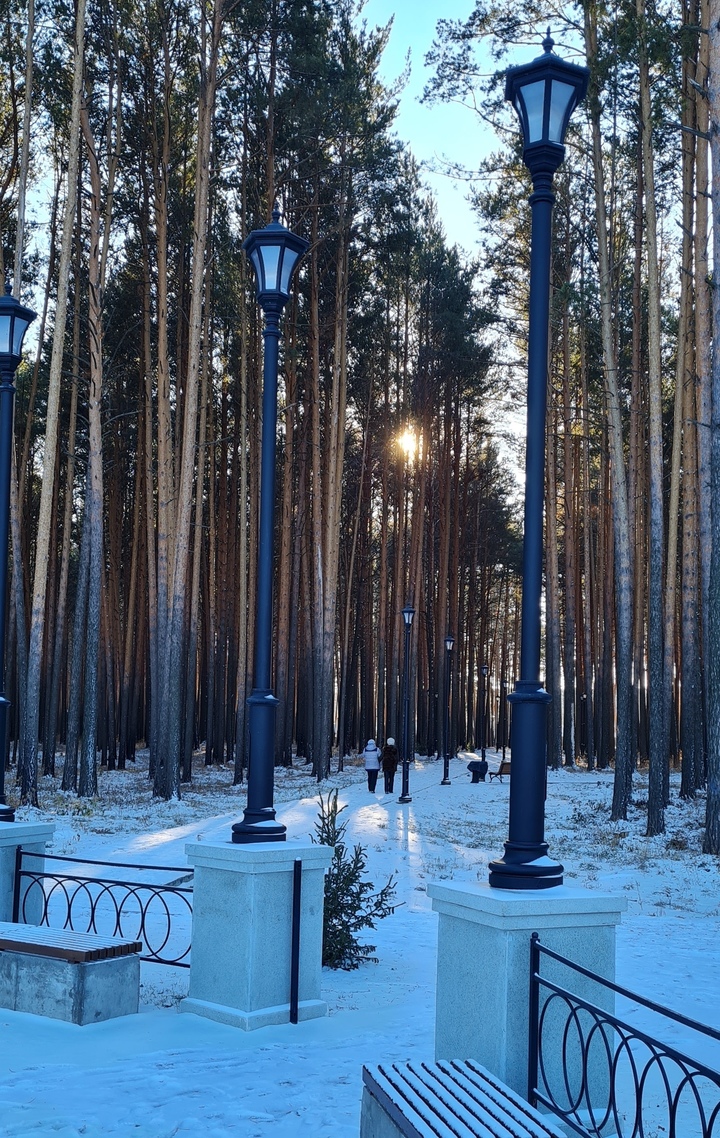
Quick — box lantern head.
[505,31,589,179]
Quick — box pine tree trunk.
[21,0,86,804]
[585,3,633,818]
[704,0,720,853]
[638,0,666,835]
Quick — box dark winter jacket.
[381,743,399,774]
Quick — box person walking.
[381,737,399,794]
[363,738,381,793]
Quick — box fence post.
[290,858,302,1024]
[11,844,21,922]
[527,931,540,1105]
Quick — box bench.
[489,760,511,782]
[467,760,488,784]
[361,1060,566,1138]
[0,921,142,1024]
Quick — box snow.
[1,751,718,1136]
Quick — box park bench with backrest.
[360,1059,566,1138]
[489,760,511,782]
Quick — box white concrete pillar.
[180,839,333,1031]
[0,821,56,923]
[427,882,626,1105]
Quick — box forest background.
[2,0,720,852]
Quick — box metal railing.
[13,848,193,967]
[529,933,720,1138]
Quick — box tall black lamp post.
[500,676,508,763]
[398,603,415,804]
[480,663,489,763]
[232,209,308,844]
[0,284,36,823]
[489,35,588,889]
[441,634,454,786]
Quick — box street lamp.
[480,663,489,763]
[0,283,36,823]
[488,34,588,889]
[500,677,508,763]
[441,634,454,785]
[398,603,415,803]
[232,208,308,844]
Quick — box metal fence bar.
[20,849,192,875]
[529,936,720,1138]
[11,844,21,922]
[289,858,302,1024]
[14,850,193,968]
[528,931,541,1105]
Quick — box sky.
[355,0,488,252]
[1,751,718,1136]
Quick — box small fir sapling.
[313,789,396,970]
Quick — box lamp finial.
[271,203,281,224]
[4,279,11,296]
[543,28,554,53]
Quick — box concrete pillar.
[180,839,333,1031]
[0,821,56,924]
[428,882,626,1106]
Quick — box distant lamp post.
[398,603,415,803]
[489,34,588,889]
[0,283,36,823]
[501,677,508,763]
[232,209,308,844]
[441,634,454,786]
[480,663,489,763]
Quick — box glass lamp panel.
[279,247,300,296]
[249,248,264,291]
[519,80,546,143]
[548,80,576,143]
[0,314,11,356]
[259,244,281,292]
[12,316,30,356]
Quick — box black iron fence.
[13,848,193,967]
[529,933,720,1138]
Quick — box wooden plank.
[363,1063,566,1138]
[0,922,142,963]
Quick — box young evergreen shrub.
[313,789,396,970]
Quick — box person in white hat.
[362,738,381,792]
[381,737,399,794]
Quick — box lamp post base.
[440,779,451,787]
[0,803,14,823]
[488,841,563,890]
[231,810,286,844]
[397,794,412,804]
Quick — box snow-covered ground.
[0,750,718,1137]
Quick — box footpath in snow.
[0,751,718,1136]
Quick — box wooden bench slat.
[363,1061,566,1138]
[488,762,511,782]
[0,922,142,963]
[401,1065,509,1138]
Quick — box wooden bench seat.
[361,1060,565,1138]
[0,922,142,962]
[488,760,511,782]
[0,922,142,1024]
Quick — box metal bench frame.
[488,761,511,782]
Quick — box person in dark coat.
[381,737,399,794]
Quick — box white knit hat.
[387,737,395,746]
